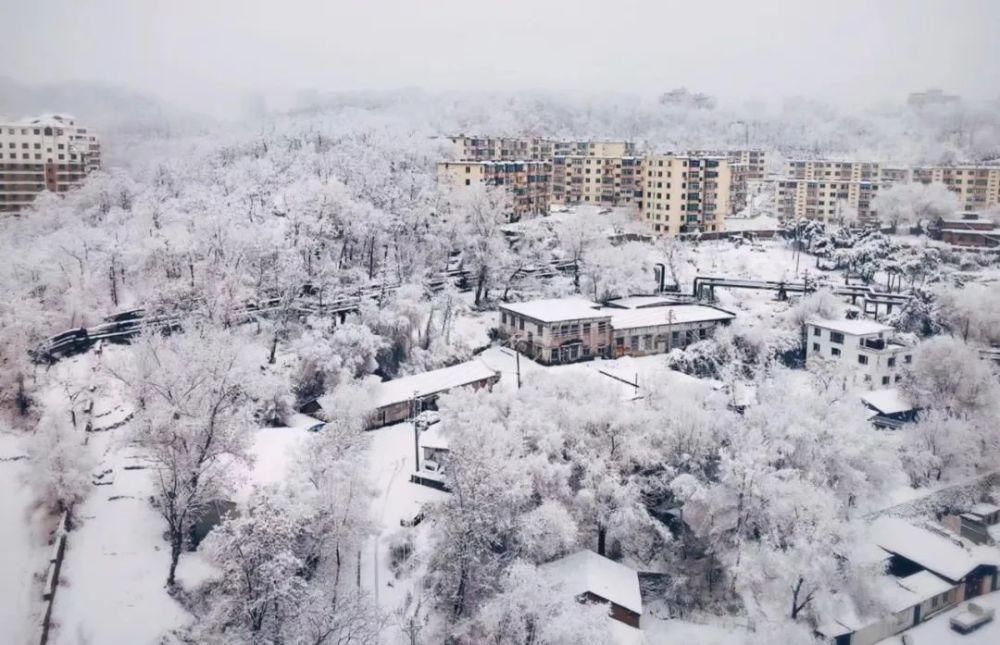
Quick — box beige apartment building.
[437,160,552,219]
[639,155,730,235]
[912,165,1000,213]
[0,114,101,214]
[552,155,641,207]
[776,179,881,223]
[688,149,766,214]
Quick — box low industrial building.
[367,360,500,428]
[498,297,735,365]
[818,516,1000,645]
[805,319,913,388]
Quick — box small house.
[860,388,918,429]
[541,550,643,629]
[806,319,913,389]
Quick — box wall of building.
[805,325,913,388]
[499,309,612,364]
[0,116,100,214]
[639,155,730,236]
[437,160,552,219]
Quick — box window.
[501,313,507,325]
[829,332,845,344]
[904,354,912,364]
[831,347,842,357]
[812,343,820,353]
[882,376,890,386]
[894,374,902,383]
[582,323,591,335]
[465,179,470,186]
[629,336,639,351]
[518,318,524,331]
[597,321,607,335]
[615,337,624,348]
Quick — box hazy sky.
[2,0,998,115]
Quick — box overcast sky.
[2,0,998,116]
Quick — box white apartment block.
[639,155,730,235]
[0,114,101,214]
[806,319,913,389]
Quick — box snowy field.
[0,432,49,645]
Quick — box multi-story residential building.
[785,160,883,182]
[551,155,641,207]
[688,150,766,215]
[776,179,882,223]
[437,160,552,219]
[0,114,101,214]
[805,319,913,389]
[638,155,730,235]
[911,165,1000,213]
[447,135,636,161]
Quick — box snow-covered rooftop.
[604,295,689,309]
[861,388,915,416]
[605,304,735,331]
[419,424,449,451]
[808,318,894,336]
[371,360,499,409]
[969,503,1000,518]
[871,517,979,582]
[540,550,643,615]
[500,298,609,323]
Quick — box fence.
[38,510,69,645]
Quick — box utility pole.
[515,348,521,389]
[411,391,420,472]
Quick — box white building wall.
[805,324,914,388]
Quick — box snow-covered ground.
[0,431,50,645]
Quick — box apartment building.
[776,179,881,223]
[805,319,913,389]
[0,114,101,214]
[638,155,730,235]
[912,165,1000,213]
[551,155,641,207]
[785,160,883,182]
[437,160,552,219]
[447,135,636,161]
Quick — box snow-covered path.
[0,432,50,645]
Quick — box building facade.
[639,155,730,235]
[776,179,882,223]
[551,155,641,207]
[912,165,1000,213]
[0,114,101,214]
[805,319,913,388]
[447,135,636,162]
[499,298,612,365]
[437,160,552,219]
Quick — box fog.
[2,0,999,117]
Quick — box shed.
[541,550,643,628]
[367,360,500,429]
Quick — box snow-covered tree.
[873,182,960,231]
[112,324,255,586]
[26,402,93,524]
